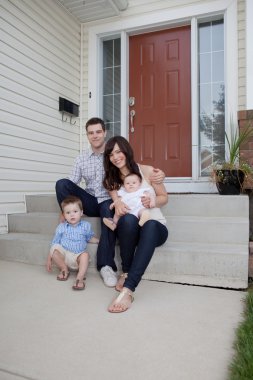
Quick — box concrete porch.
[0,193,250,289]
[0,259,245,380]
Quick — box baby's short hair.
[123,172,142,183]
[61,196,83,211]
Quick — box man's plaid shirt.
[69,147,110,204]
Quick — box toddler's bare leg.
[52,250,67,271]
[52,249,69,281]
[52,250,69,280]
[72,252,89,290]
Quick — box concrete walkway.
[0,260,245,380]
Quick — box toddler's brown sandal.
[72,278,86,290]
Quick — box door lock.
[129,97,135,106]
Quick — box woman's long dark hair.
[103,136,140,191]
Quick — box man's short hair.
[85,117,105,132]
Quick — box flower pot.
[216,169,245,195]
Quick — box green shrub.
[229,291,253,380]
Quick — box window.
[102,38,121,138]
[198,19,225,176]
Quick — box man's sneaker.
[100,266,117,287]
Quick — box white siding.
[0,0,81,232]
[81,25,89,150]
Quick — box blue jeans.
[55,179,117,271]
[116,214,168,292]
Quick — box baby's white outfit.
[117,187,150,218]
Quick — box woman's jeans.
[55,179,117,271]
[116,214,168,292]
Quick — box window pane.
[114,95,121,121]
[212,83,225,114]
[105,123,114,140]
[103,68,113,95]
[212,20,224,51]
[114,122,121,135]
[114,67,121,94]
[212,52,224,82]
[199,53,211,83]
[114,39,121,65]
[199,84,211,115]
[198,18,225,176]
[103,40,113,67]
[103,95,113,123]
[102,38,121,136]
[199,22,211,53]
[105,122,121,139]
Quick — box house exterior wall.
[238,0,246,110]
[246,0,253,109]
[0,0,81,233]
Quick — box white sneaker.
[100,266,117,287]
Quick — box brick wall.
[238,109,253,181]
[238,110,253,162]
[238,110,253,245]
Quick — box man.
[56,117,164,287]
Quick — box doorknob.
[130,109,135,133]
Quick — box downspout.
[79,23,83,153]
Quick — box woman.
[103,136,169,313]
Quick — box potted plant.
[212,119,253,195]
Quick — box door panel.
[129,26,191,177]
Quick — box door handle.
[130,109,135,133]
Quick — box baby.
[103,173,155,231]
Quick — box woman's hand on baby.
[150,168,165,184]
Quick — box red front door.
[129,26,191,177]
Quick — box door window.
[102,38,121,138]
[198,19,225,176]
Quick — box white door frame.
[87,0,237,193]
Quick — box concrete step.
[0,232,248,289]
[26,194,59,213]
[0,233,101,267]
[8,213,101,236]
[143,241,249,289]
[0,193,249,289]
[164,194,249,217]
[168,216,248,244]
[8,212,248,245]
[25,193,249,218]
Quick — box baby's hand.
[89,236,99,244]
[114,199,130,216]
[109,203,115,210]
[141,194,152,208]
